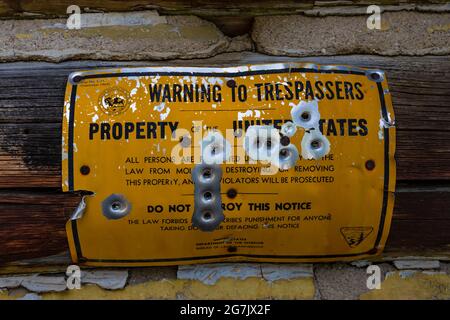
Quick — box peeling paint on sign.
[62,63,396,266]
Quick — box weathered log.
[0,53,449,267]
[0,184,449,265]
[0,1,447,18]
[1,54,450,186]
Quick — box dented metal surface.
[192,163,225,231]
[101,194,132,220]
[62,62,396,266]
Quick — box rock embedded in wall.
[0,11,240,62]
[252,12,450,56]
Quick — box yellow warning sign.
[62,63,396,266]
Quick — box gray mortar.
[128,267,178,285]
[313,262,395,300]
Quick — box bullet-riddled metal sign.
[62,63,396,266]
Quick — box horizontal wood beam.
[0,53,449,267]
[1,54,449,186]
[1,1,444,18]
[0,184,449,265]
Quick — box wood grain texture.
[1,1,448,37]
[1,54,450,186]
[0,53,449,266]
[0,185,449,265]
[0,190,80,263]
[1,1,438,18]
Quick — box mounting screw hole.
[80,165,90,175]
[226,79,236,88]
[72,75,83,83]
[227,188,237,199]
[370,72,380,81]
[365,160,376,171]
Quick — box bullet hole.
[203,191,213,201]
[111,201,122,211]
[301,111,311,121]
[203,211,212,221]
[311,139,323,150]
[227,188,237,199]
[202,168,212,180]
[80,165,90,175]
[280,148,291,160]
[365,160,376,171]
[280,135,290,146]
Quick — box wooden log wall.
[0,54,449,267]
[0,0,449,268]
